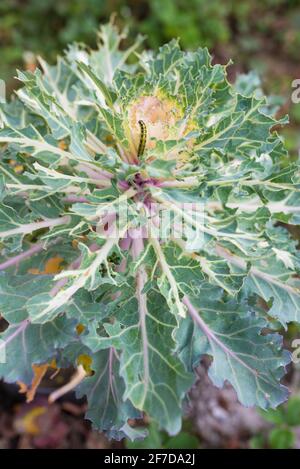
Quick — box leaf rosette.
[0,20,298,439]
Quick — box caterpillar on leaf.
[137,120,147,158]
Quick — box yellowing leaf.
[76,323,85,335]
[27,268,41,274]
[58,140,68,150]
[72,239,79,249]
[44,256,64,274]
[77,354,93,374]
[27,364,49,402]
[18,361,57,403]
[28,256,64,275]
[14,165,24,174]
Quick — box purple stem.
[0,237,62,271]
[0,242,44,271]
[63,195,89,204]
[0,215,70,239]
[131,235,144,258]
[95,212,117,237]
[129,225,147,244]
[77,164,112,181]
[50,278,68,297]
[118,180,130,190]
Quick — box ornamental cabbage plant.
[0,21,298,440]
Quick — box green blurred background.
[0,0,300,449]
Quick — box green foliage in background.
[0,0,109,83]
[1,0,300,85]
[126,422,199,449]
[251,397,300,449]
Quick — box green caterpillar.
[137,120,147,158]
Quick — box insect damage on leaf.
[0,18,297,441]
